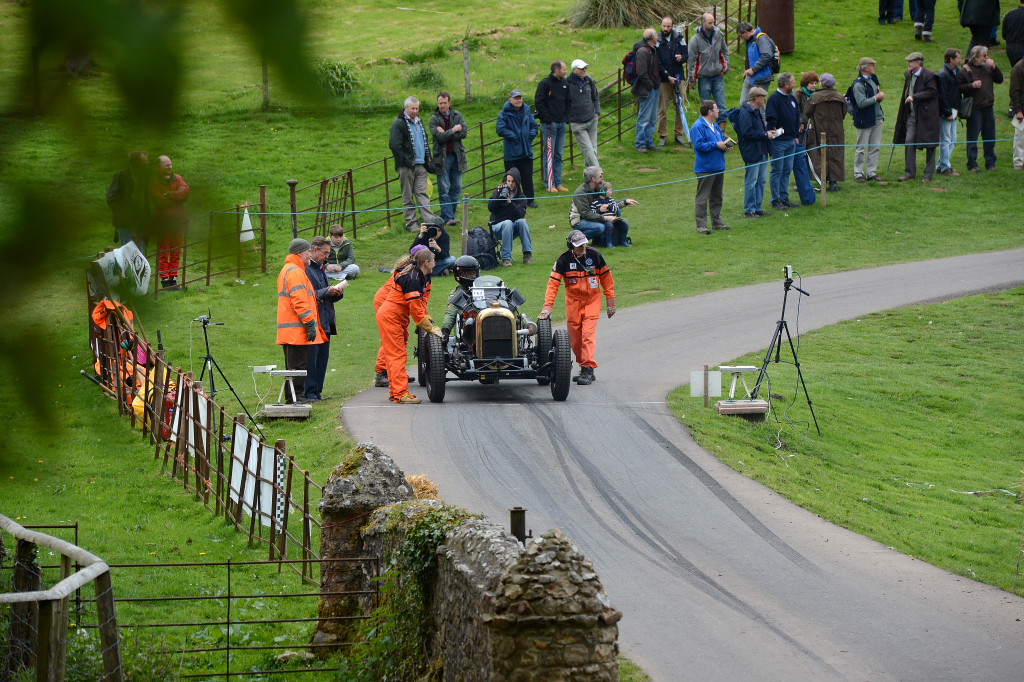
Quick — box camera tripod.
[195,313,264,439]
[750,277,821,435]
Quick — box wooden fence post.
[94,570,123,682]
[302,472,312,582]
[820,133,827,208]
[248,439,264,545]
[235,430,253,531]
[259,184,267,273]
[287,179,299,239]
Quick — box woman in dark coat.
[804,73,847,189]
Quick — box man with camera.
[487,168,533,267]
[411,217,456,275]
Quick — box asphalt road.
[343,250,1024,681]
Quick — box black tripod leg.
[207,355,265,440]
[782,322,821,435]
[751,320,784,399]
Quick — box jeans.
[743,156,769,214]
[914,0,935,32]
[576,219,608,242]
[117,228,146,251]
[938,117,957,171]
[965,106,996,169]
[304,339,330,399]
[326,263,360,280]
[436,154,463,223]
[769,138,796,203]
[540,122,566,189]
[894,0,916,20]
[491,219,532,260]
[635,92,659,149]
[504,157,535,203]
[854,120,884,178]
[697,76,728,123]
[792,143,817,204]
[432,255,456,276]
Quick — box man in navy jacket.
[496,89,539,206]
[735,87,775,218]
[765,73,802,209]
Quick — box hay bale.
[406,473,440,500]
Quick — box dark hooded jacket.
[735,102,770,163]
[411,221,451,260]
[487,167,527,224]
[656,28,687,81]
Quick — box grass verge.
[668,287,1024,592]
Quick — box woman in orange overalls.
[375,248,440,404]
[372,254,413,387]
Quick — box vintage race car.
[415,275,572,403]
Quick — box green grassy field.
[1,0,1024,676]
[669,288,1024,592]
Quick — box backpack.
[622,50,637,85]
[727,106,742,129]
[465,226,498,270]
[843,82,858,117]
[755,32,781,74]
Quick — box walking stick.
[545,124,554,190]
[885,143,896,174]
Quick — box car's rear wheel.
[425,332,447,403]
[416,329,428,386]
[550,329,571,401]
[536,317,552,385]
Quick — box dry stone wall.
[315,443,621,680]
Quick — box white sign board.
[690,371,722,397]
[96,241,152,298]
[228,422,285,528]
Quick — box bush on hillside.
[316,59,358,96]
[570,0,706,28]
[406,66,445,91]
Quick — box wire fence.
[85,267,326,588]
[289,67,649,239]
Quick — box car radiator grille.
[480,316,514,358]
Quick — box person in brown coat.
[804,73,847,190]
[893,51,941,182]
[958,45,1005,170]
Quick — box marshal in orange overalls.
[543,246,614,369]
[375,267,434,402]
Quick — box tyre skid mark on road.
[623,407,823,577]
[527,402,838,675]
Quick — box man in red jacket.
[150,155,190,288]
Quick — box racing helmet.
[567,229,588,250]
[453,255,480,290]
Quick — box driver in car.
[539,229,616,385]
[441,255,481,341]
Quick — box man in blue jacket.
[738,22,776,107]
[765,72,802,209]
[690,100,732,234]
[496,89,539,207]
[735,87,775,218]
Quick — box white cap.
[568,230,588,247]
[571,59,589,70]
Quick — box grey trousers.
[570,116,600,169]
[694,172,725,228]
[904,117,936,180]
[854,120,884,179]
[397,164,435,231]
[739,76,774,109]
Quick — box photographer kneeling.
[487,167,533,267]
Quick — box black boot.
[575,366,595,385]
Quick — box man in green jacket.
[325,224,359,281]
[389,95,436,232]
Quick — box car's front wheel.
[550,329,571,401]
[425,332,447,403]
[536,317,552,385]
[416,329,428,387]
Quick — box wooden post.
[262,59,270,109]
[215,406,226,514]
[235,429,253,530]
[57,553,72,679]
[259,185,267,273]
[36,599,60,682]
[287,179,299,239]
[227,413,245,522]
[703,364,709,408]
[617,70,623,141]
[383,161,393,230]
[204,393,215,507]
[461,195,469,255]
[94,570,124,682]
[302,473,312,582]
[462,41,472,103]
[248,440,264,545]
[820,133,827,208]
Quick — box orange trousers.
[565,295,601,369]
[373,284,408,373]
[376,301,414,401]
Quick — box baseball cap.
[568,230,588,248]
[571,59,589,70]
[509,88,523,98]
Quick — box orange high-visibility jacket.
[381,267,432,323]
[276,254,326,345]
[544,247,614,307]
